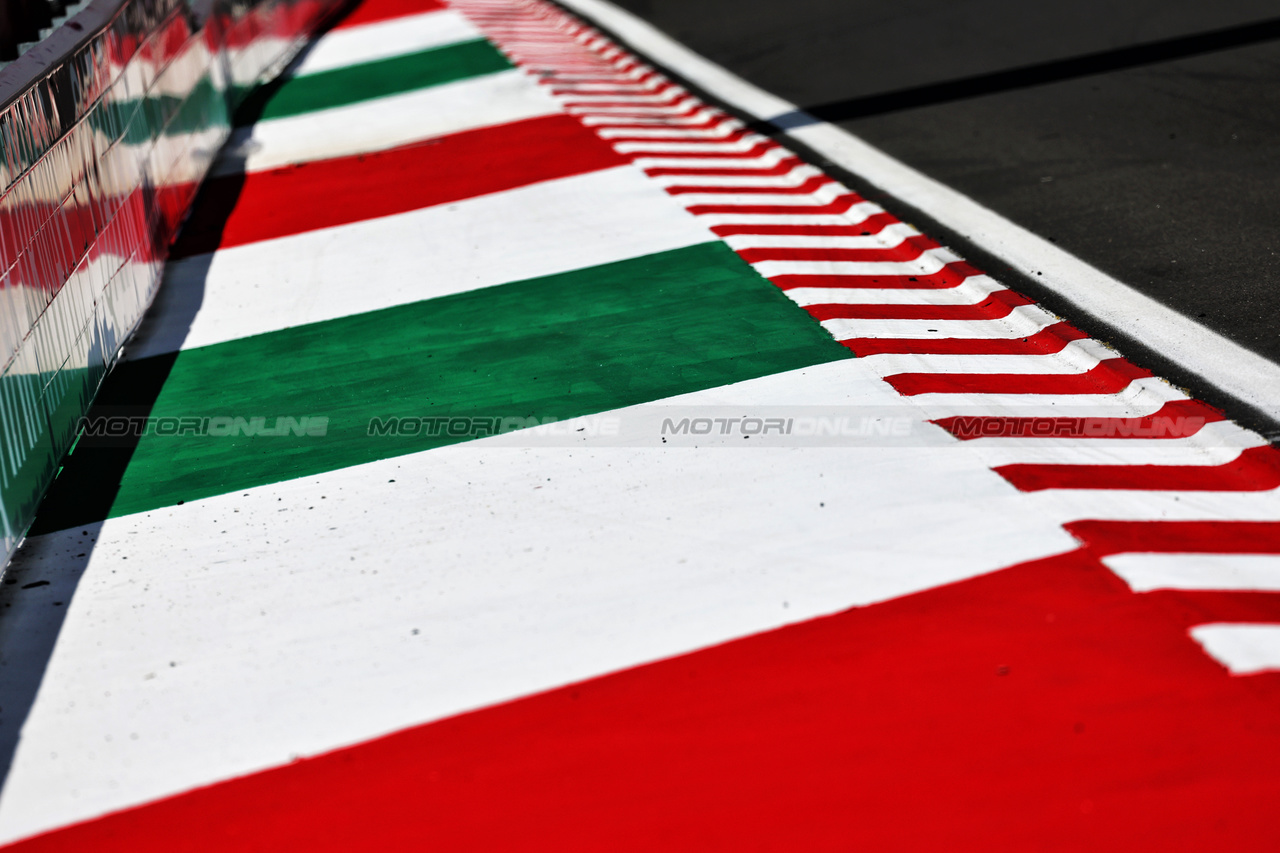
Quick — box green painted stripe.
[43,242,850,527]
[242,38,512,124]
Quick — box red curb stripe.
[663,174,834,196]
[844,322,1090,355]
[602,126,747,144]
[738,235,941,264]
[171,113,625,257]
[995,445,1280,493]
[13,545,1280,850]
[598,113,735,133]
[886,358,1153,396]
[632,141,780,161]
[1146,589,1280,628]
[334,0,446,29]
[565,99,689,110]
[805,288,1033,322]
[932,398,1225,440]
[708,216,898,239]
[687,193,862,216]
[643,157,804,178]
[547,76,660,87]
[1065,519,1280,555]
[580,102,707,121]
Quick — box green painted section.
[249,39,512,122]
[103,242,851,518]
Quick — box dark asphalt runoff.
[605,0,1280,429]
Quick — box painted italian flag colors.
[3,0,1280,848]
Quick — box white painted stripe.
[569,96,700,115]
[1189,625,1280,675]
[969,433,1258,468]
[214,68,560,175]
[633,148,793,172]
[0,359,1077,843]
[657,164,826,190]
[292,11,482,76]
[561,89,684,105]
[902,376,1185,416]
[692,202,886,229]
[674,183,852,210]
[569,102,700,116]
[552,80,664,92]
[596,118,741,139]
[612,136,763,155]
[785,275,1003,308]
[857,339,1118,377]
[589,107,724,124]
[556,0,1280,424]
[821,303,1058,341]
[753,246,962,279]
[722,223,920,250]
[544,66,649,82]
[1031,488,1280,522]
[125,166,713,359]
[1106,553,1280,593]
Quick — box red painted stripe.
[548,76,661,88]
[555,88,670,97]
[1147,589,1280,627]
[564,98,686,110]
[603,127,747,145]
[664,175,835,196]
[996,444,1280,493]
[886,358,1153,396]
[709,215,899,239]
[628,141,780,162]
[804,288,1033,322]
[170,114,625,257]
[932,398,1225,440]
[580,102,706,120]
[738,235,940,264]
[11,549,1280,851]
[565,98,688,110]
[1065,519,1280,555]
[643,156,804,177]
[334,0,446,29]
[598,112,734,134]
[687,193,863,217]
[844,321,1090,355]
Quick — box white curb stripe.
[293,10,483,76]
[1190,625,1280,675]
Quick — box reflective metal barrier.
[0,0,342,559]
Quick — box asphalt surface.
[607,0,1280,423]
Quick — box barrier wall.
[0,0,340,560]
